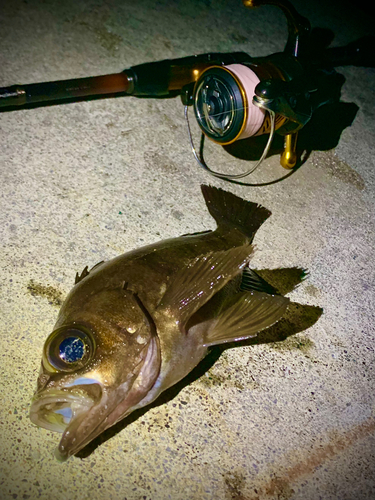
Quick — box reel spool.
[194,64,268,145]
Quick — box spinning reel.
[0,0,372,181]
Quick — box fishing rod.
[1,0,373,181]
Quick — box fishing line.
[185,105,276,181]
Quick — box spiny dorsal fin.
[75,266,89,284]
[74,261,105,284]
[201,185,271,242]
[203,291,289,347]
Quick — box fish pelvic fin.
[201,185,271,242]
[203,291,289,347]
[159,244,253,332]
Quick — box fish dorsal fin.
[201,185,271,242]
[240,267,279,295]
[74,261,105,284]
[203,291,289,347]
[159,245,253,331]
[75,266,89,284]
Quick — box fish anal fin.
[159,245,253,331]
[203,291,289,347]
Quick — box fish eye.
[59,337,85,363]
[43,326,95,373]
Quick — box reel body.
[180,0,315,178]
[187,52,308,176]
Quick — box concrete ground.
[0,0,374,499]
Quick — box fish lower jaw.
[29,391,96,434]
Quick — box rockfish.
[30,185,289,460]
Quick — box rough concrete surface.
[0,0,374,499]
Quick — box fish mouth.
[30,383,104,460]
[30,384,100,434]
[54,382,134,461]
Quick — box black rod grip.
[0,73,131,108]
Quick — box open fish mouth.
[30,383,104,460]
[29,388,99,433]
[29,376,147,460]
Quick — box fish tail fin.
[201,185,271,242]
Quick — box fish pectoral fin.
[159,245,253,331]
[203,291,289,347]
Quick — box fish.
[30,185,290,460]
